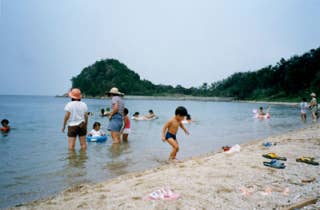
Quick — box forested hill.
[210,47,320,100]
[71,59,178,96]
[71,47,320,100]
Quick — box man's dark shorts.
[68,122,87,137]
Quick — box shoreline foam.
[10,125,320,210]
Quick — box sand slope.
[11,126,320,210]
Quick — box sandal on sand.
[296,157,319,165]
[262,153,287,161]
[148,188,180,200]
[263,159,286,169]
[262,142,272,147]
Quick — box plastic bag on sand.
[225,144,241,154]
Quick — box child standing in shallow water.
[162,106,190,161]
[122,108,131,142]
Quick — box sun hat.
[311,93,316,97]
[68,88,82,99]
[107,87,123,96]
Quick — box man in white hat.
[310,93,318,122]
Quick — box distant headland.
[67,47,320,101]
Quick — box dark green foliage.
[211,47,320,100]
[71,47,320,100]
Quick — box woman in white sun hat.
[107,87,125,144]
[309,92,318,122]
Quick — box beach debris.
[263,159,286,169]
[147,188,180,200]
[239,186,255,197]
[262,152,287,161]
[222,146,231,152]
[301,177,316,183]
[296,156,319,165]
[262,142,278,147]
[260,186,272,196]
[225,144,241,154]
[280,197,318,210]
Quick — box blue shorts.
[165,132,176,140]
[107,113,123,132]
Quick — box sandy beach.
[11,125,320,210]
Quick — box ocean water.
[0,95,310,208]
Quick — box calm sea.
[0,95,309,208]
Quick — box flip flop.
[262,142,272,147]
[148,188,180,200]
[263,159,286,169]
[296,157,319,165]
[262,152,287,161]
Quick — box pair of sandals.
[148,188,180,200]
[263,153,319,169]
[263,153,287,169]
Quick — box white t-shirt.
[89,129,105,137]
[64,101,88,126]
[300,102,308,113]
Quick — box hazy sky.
[1,0,320,95]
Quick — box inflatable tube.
[86,135,107,142]
[252,109,270,119]
[131,116,159,121]
[254,113,270,119]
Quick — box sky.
[1,0,320,95]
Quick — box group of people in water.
[60,87,190,161]
[300,93,318,122]
[2,88,317,161]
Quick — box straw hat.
[311,92,316,97]
[68,88,82,99]
[107,87,123,96]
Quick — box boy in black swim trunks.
[162,106,190,161]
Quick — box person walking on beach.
[162,106,190,161]
[62,88,88,150]
[309,93,318,122]
[107,87,125,144]
[300,98,308,122]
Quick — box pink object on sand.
[148,188,180,200]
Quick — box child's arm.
[180,122,190,135]
[161,121,170,141]
[120,116,127,134]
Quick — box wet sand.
[11,125,320,210]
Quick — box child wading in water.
[122,108,131,141]
[1,119,10,132]
[162,106,190,161]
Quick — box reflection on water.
[67,150,88,168]
[0,96,311,208]
[108,142,131,158]
[105,142,132,176]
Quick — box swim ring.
[131,116,159,121]
[86,135,107,142]
[252,109,271,119]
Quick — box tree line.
[71,47,320,100]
